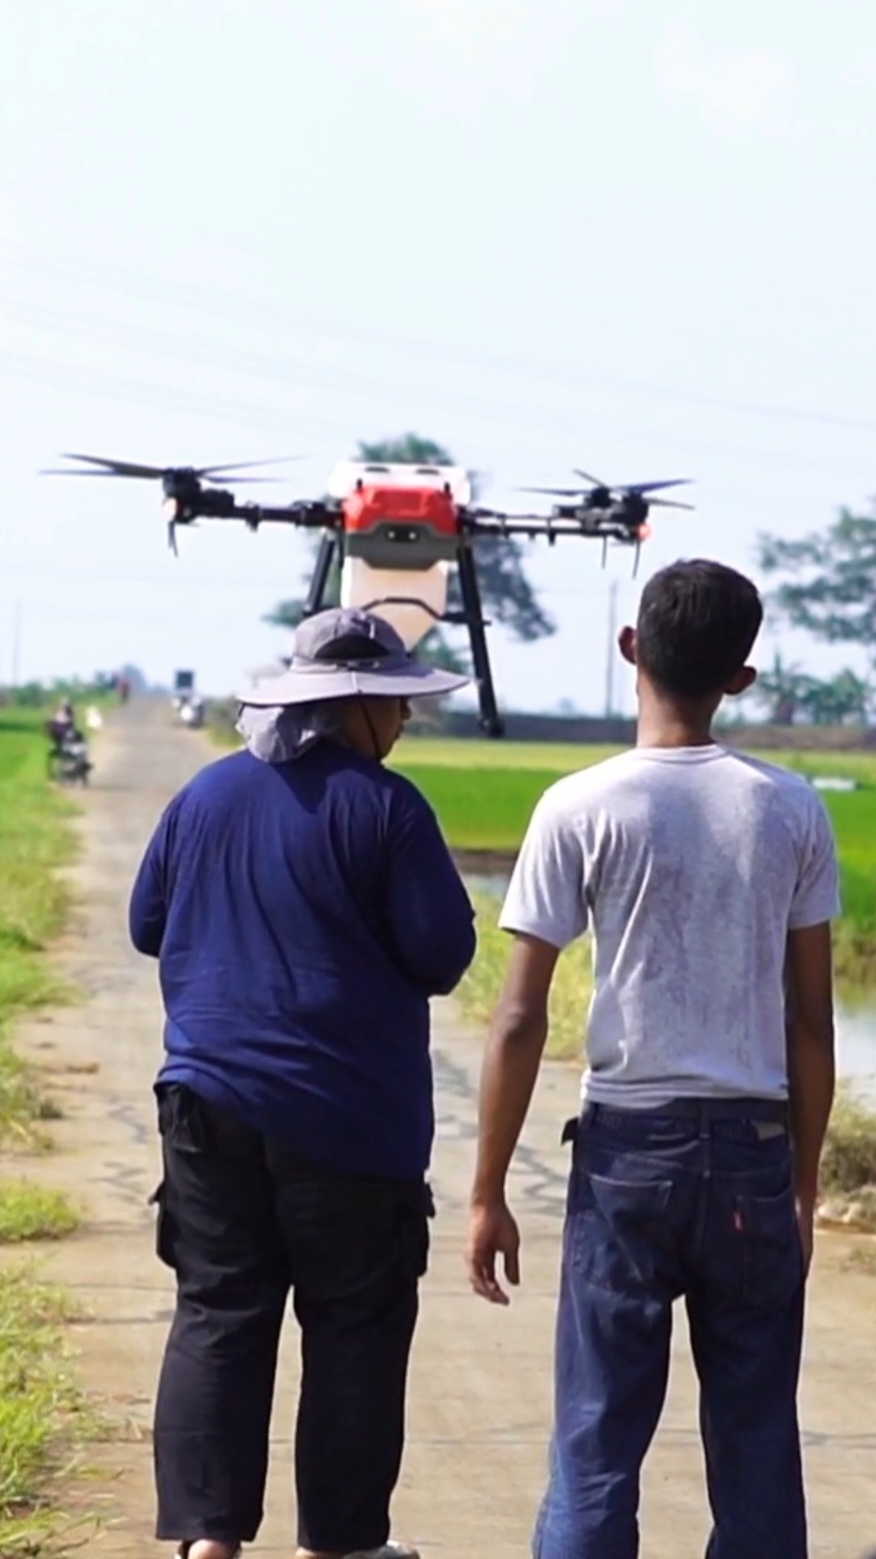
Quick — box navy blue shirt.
[129,743,476,1178]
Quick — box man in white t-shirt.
[466,559,839,1559]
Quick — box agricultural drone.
[45,454,694,737]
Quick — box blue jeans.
[534,1099,807,1559]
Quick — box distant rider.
[46,699,79,752]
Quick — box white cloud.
[655,24,803,141]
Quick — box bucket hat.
[237,607,469,708]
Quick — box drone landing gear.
[304,532,339,616]
[456,544,504,739]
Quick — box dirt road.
[12,702,876,1557]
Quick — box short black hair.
[636,559,763,699]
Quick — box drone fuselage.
[326,460,469,572]
[342,482,460,571]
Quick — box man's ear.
[618,626,637,667]
[724,665,757,697]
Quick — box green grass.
[0,708,78,1147]
[0,1183,79,1244]
[0,1266,95,1557]
[821,1089,876,1199]
[0,708,90,1552]
[395,736,622,772]
[817,1088,876,1231]
[458,892,593,1060]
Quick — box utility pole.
[604,578,619,717]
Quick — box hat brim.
[237,663,470,708]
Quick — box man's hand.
[466,1199,521,1305]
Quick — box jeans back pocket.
[735,1183,803,1309]
[568,1166,673,1294]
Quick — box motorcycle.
[47,734,93,786]
[177,695,205,730]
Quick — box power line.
[3,238,876,436]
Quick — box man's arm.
[785,921,835,1270]
[128,815,173,958]
[467,934,559,1305]
[384,790,476,994]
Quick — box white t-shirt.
[499,745,841,1106]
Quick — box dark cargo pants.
[151,1083,432,1552]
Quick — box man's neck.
[635,685,719,749]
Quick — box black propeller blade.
[194,457,303,478]
[47,454,171,479]
[42,453,301,483]
[646,496,696,511]
[518,486,598,497]
[623,479,692,495]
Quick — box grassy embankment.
[0,708,93,1555]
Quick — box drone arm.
[166,489,340,531]
[462,508,630,542]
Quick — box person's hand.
[795,1191,816,1277]
[466,1198,521,1304]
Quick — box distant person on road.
[466,560,840,1559]
[129,607,475,1559]
[45,698,78,750]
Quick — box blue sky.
[1,0,874,713]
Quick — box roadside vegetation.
[0,1267,94,1556]
[0,705,90,1554]
[457,891,592,1062]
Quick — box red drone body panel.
[342,483,460,538]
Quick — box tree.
[757,508,876,673]
[750,653,813,725]
[749,655,871,726]
[800,668,871,726]
[265,433,555,665]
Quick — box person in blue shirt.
[129,608,476,1559]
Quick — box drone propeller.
[645,495,695,511]
[518,473,693,507]
[42,455,169,479]
[517,485,599,498]
[42,452,301,484]
[623,479,692,495]
[194,457,304,479]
